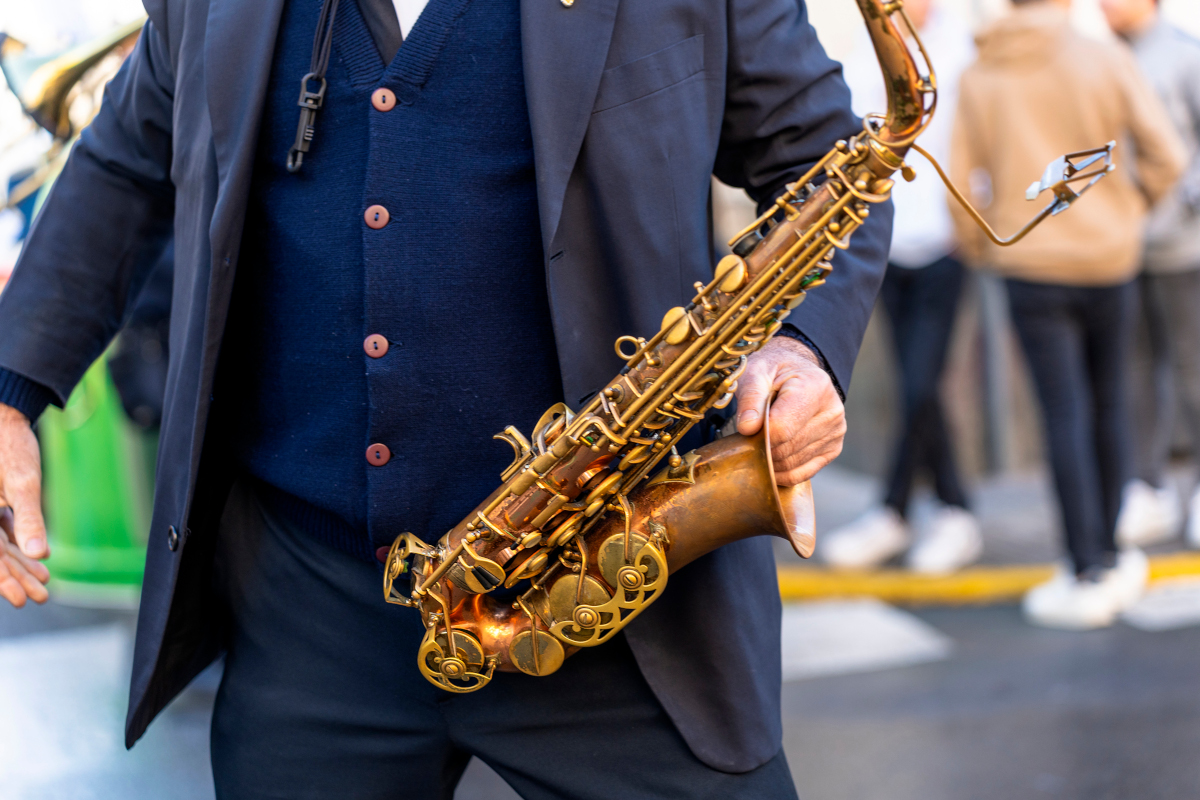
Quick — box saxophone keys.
[548,574,611,626]
[584,470,625,504]
[714,254,747,293]
[505,547,553,587]
[509,629,566,676]
[548,512,585,548]
[660,306,691,345]
[529,492,570,530]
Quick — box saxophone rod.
[617,186,859,434]
[619,235,830,439]
[610,166,850,415]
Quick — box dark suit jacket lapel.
[521,0,620,252]
[205,0,288,244]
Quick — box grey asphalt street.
[784,605,1200,800]
[4,598,1199,799]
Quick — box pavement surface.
[4,463,1199,799]
[4,594,1200,799]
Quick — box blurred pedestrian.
[1101,0,1200,549]
[825,0,982,575]
[951,0,1186,629]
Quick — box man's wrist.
[0,369,56,424]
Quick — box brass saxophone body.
[384,0,1112,693]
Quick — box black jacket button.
[167,525,180,551]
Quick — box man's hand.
[0,404,49,607]
[735,337,846,487]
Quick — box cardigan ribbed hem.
[255,479,377,564]
[0,368,58,422]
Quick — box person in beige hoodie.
[950,0,1185,630]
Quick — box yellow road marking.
[777,551,1200,606]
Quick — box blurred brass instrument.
[384,0,1114,693]
[1,17,145,209]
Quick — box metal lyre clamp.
[909,140,1116,248]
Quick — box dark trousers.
[209,480,799,800]
[1135,269,1200,486]
[1006,279,1135,574]
[879,256,968,515]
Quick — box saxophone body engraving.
[384,0,1114,693]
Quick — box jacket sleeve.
[0,19,175,414]
[713,0,893,395]
[1113,45,1187,208]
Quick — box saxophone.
[384,0,1115,692]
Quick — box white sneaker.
[1116,479,1181,547]
[821,506,910,569]
[1102,547,1148,610]
[907,506,983,575]
[1186,487,1200,549]
[1022,565,1120,630]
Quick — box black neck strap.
[287,0,341,173]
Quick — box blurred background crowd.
[715,0,1200,633]
[2,0,1200,796]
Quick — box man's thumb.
[735,368,773,436]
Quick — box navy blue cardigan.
[216,0,563,559]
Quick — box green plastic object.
[39,354,156,608]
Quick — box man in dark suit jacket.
[0,0,890,796]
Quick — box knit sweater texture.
[218,0,562,559]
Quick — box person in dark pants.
[879,257,976,534]
[828,0,981,574]
[951,0,1185,628]
[1007,280,1135,578]
[880,258,968,520]
[0,0,893,795]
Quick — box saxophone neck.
[853,0,937,171]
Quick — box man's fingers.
[774,440,842,485]
[11,548,50,583]
[0,561,29,608]
[765,379,813,449]
[3,551,48,603]
[775,461,825,487]
[3,535,49,583]
[735,364,774,436]
[8,479,48,559]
